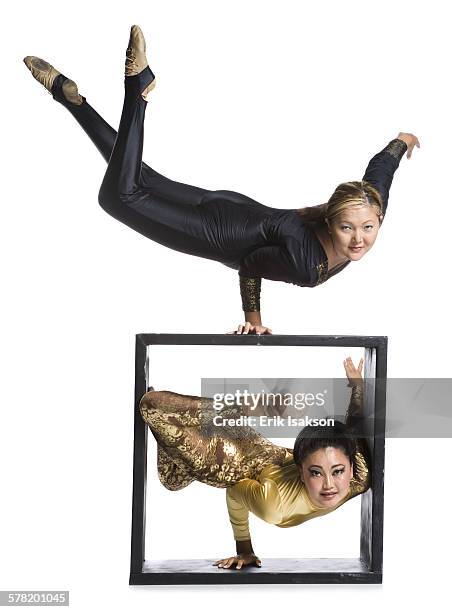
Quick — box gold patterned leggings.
[139,390,288,491]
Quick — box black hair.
[293,420,357,468]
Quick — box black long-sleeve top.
[234,138,407,310]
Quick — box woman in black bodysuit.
[24,25,420,332]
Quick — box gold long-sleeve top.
[226,450,370,541]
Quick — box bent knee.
[139,390,172,419]
[98,183,120,214]
[99,177,135,210]
[98,183,148,218]
[140,390,159,416]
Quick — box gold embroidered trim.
[345,384,364,426]
[349,450,370,495]
[384,138,408,161]
[239,275,261,312]
[315,259,351,286]
[351,385,363,402]
[315,261,328,286]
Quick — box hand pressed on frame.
[343,356,364,388]
[227,322,273,335]
[213,553,262,570]
[397,132,420,159]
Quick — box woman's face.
[299,446,354,508]
[328,206,382,261]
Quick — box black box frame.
[130,334,387,585]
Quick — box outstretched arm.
[343,357,372,492]
[232,248,292,336]
[362,137,407,214]
[343,357,364,428]
[226,477,282,538]
[234,241,306,334]
[362,133,419,215]
[214,477,281,570]
[233,275,272,334]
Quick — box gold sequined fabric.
[140,390,288,489]
[344,385,371,494]
[345,385,363,423]
[315,261,329,286]
[157,445,195,491]
[315,260,350,286]
[349,449,370,495]
[239,275,261,312]
[384,138,408,161]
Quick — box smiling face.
[299,446,354,509]
[327,205,382,261]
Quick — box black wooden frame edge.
[130,334,148,574]
[137,333,387,348]
[371,338,387,573]
[129,571,382,585]
[130,334,387,585]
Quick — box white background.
[2,0,451,607]
[145,345,366,560]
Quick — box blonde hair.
[326,181,383,223]
[297,181,383,226]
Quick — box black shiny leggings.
[51,67,222,256]
[51,67,276,266]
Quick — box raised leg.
[24,40,267,260]
[98,67,155,201]
[157,446,195,491]
[51,74,209,205]
[139,390,288,489]
[94,51,221,250]
[51,74,117,164]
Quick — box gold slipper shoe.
[125,25,156,100]
[23,56,83,105]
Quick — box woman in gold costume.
[140,357,369,569]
